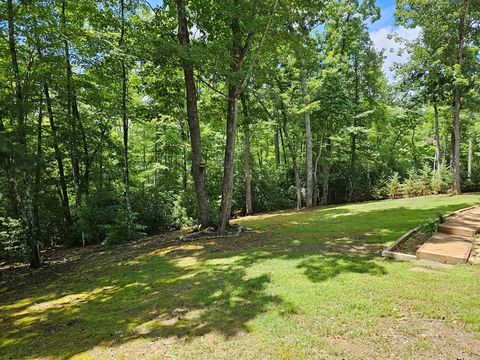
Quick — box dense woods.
[0,0,479,267]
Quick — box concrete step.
[416,232,472,265]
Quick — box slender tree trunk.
[61,1,81,207]
[452,0,469,193]
[37,38,73,228]
[274,124,280,169]
[176,0,210,228]
[44,84,72,227]
[219,85,239,230]
[219,7,256,232]
[279,120,287,166]
[241,94,253,215]
[444,131,448,166]
[433,100,441,170]
[313,133,323,206]
[7,0,41,268]
[179,119,188,192]
[281,103,301,210]
[468,134,472,180]
[321,139,332,205]
[302,76,313,207]
[33,95,43,247]
[119,0,132,239]
[349,57,359,201]
[75,100,90,196]
[468,111,473,180]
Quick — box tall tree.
[120,0,132,238]
[176,0,210,228]
[6,0,41,268]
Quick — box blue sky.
[368,0,421,81]
[369,0,396,31]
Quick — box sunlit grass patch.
[1,194,480,359]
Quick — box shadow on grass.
[0,201,475,358]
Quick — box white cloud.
[370,26,421,83]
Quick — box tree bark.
[176,0,210,228]
[241,94,253,215]
[7,0,41,268]
[452,0,469,193]
[302,76,313,207]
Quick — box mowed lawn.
[1,195,480,359]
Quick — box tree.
[175,0,210,228]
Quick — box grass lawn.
[1,194,480,359]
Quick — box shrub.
[102,209,145,245]
[431,164,452,194]
[386,172,402,199]
[418,214,445,236]
[418,166,432,196]
[403,169,428,197]
[132,189,191,233]
[0,217,27,261]
[77,188,144,245]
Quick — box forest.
[1,0,479,269]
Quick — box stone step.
[416,232,472,265]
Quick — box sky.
[368,0,420,82]
[147,0,418,82]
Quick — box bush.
[431,164,452,194]
[403,169,431,197]
[0,217,27,261]
[418,166,432,196]
[132,189,193,233]
[102,209,145,245]
[386,172,402,199]
[418,214,445,236]
[77,188,144,245]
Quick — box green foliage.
[403,170,420,197]
[102,210,146,246]
[0,217,27,261]
[77,189,144,245]
[418,213,445,236]
[0,0,479,265]
[431,165,453,194]
[386,172,402,199]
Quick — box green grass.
[1,194,480,359]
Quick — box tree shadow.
[0,200,476,358]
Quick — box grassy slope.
[1,194,480,359]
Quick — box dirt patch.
[180,224,243,241]
[392,231,431,255]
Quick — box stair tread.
[417,233,472,264]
